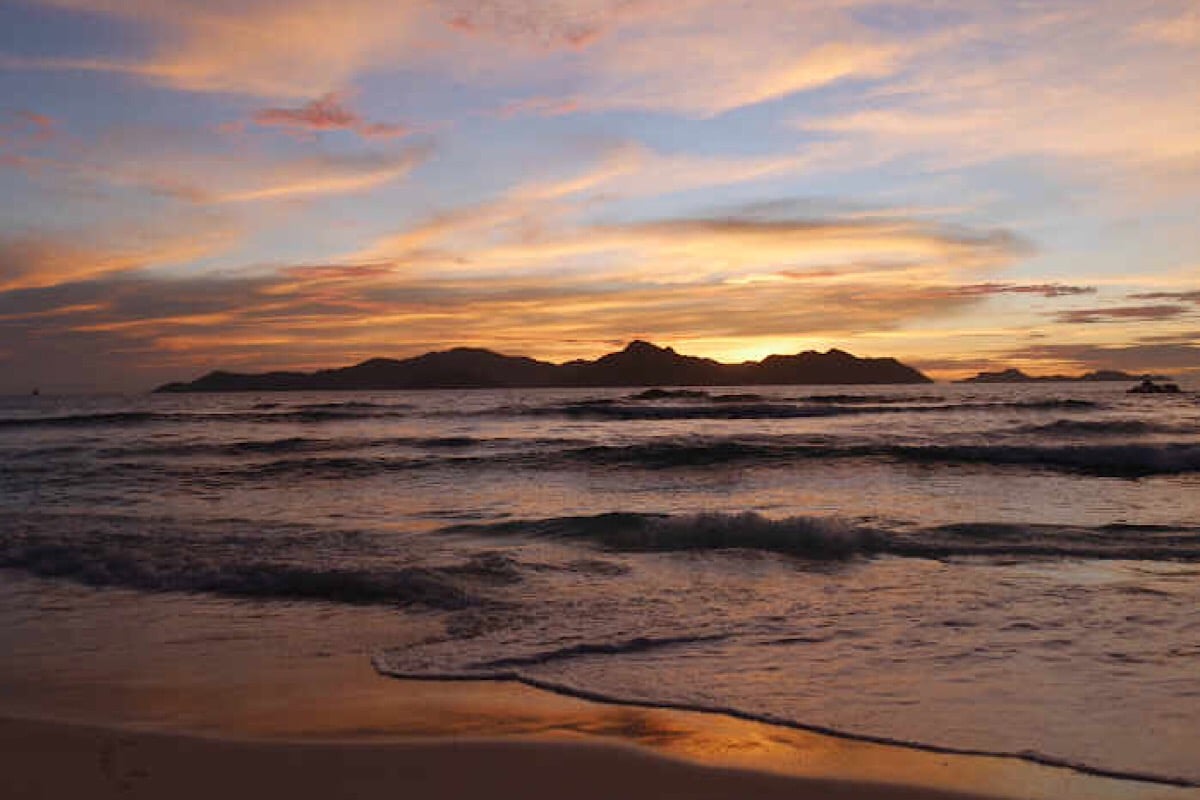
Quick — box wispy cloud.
[792,3,1200,188]
[0,261,997,390]
[68,142,432,206]
[1137,7,1200,45]
[0,220,238,292]
[948,283,1096,298]
[4,1,1200,390]
[253,92,409,139]
[0,110,58,167]
[20,0,420,97]
[1055,305,1192,324]
[1005,343,1200,375]
[1128,290,1200,304]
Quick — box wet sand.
[3,713,1000,800]
[0,572,1189,800]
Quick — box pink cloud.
[252,93,409,139]
[447,14,476,33]
[355,121,412,139]
[440,4,610,50]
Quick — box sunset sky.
[2,0,1198,391]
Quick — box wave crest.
[0,516,519,608]
[445,511,1200,562]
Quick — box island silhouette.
[156,340,932,392]
[957,367,1171,384]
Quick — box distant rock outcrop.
[957,367,1171,384]
[155,341,933,392]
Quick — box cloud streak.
[253,92,410,139]
[1055,305,1192,325]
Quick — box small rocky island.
[957,367,1171,384]
[156,341,933,392]
[1128,379,1182,394]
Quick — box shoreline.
[1,572,1194,800]
[374,665,1199,790]
[3,655,1192,800]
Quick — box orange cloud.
[0,261,992,385]
[1055,305,1192,324]
[16,0,905,115]
[211,152,426,203]
[24,0,421,97]
[88,145,432,205]
[0,221,238,292]
[793,5,1200,184]
[368,206,1026,287]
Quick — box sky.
[1,0,1198,392]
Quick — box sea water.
[1,382,1198,784]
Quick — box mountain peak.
[623,340,674,355]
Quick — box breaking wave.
[444,511,1200,562]
[1010,418,1197,436]
[0,515,520,608]
[473,633,731,671]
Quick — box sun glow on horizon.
[1,1,1198,391]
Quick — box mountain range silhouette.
[156,340,932,392]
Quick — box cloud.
[3,111,56,143]
[0,220,238,292]
[359,143,828,270]
[366,206,1025,288]
[1055,305,1192,324]
[791,2,1200,186]
[207,150,428,203]
[580,38,903,117]
[22,0,421,97]
[0,227,1021,392]
[360,141,1027,288]
[253,92,409,138]
[1005,343,1200,375]
[80,143,432,205]
[439,0,624,49]
[1128,290,1200,303]
[492,96,581,119]
[0,110,58,167]
[16,0,906,115]
[1137,8,1200,45]
[6,103,432,207]
[948,283,1096,298]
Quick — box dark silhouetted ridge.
[156,341,933,392]
[958,367,1170,384]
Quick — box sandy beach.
[1,572,1191,800]
[5,715,1004,800]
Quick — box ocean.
[1,382,1198,786]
